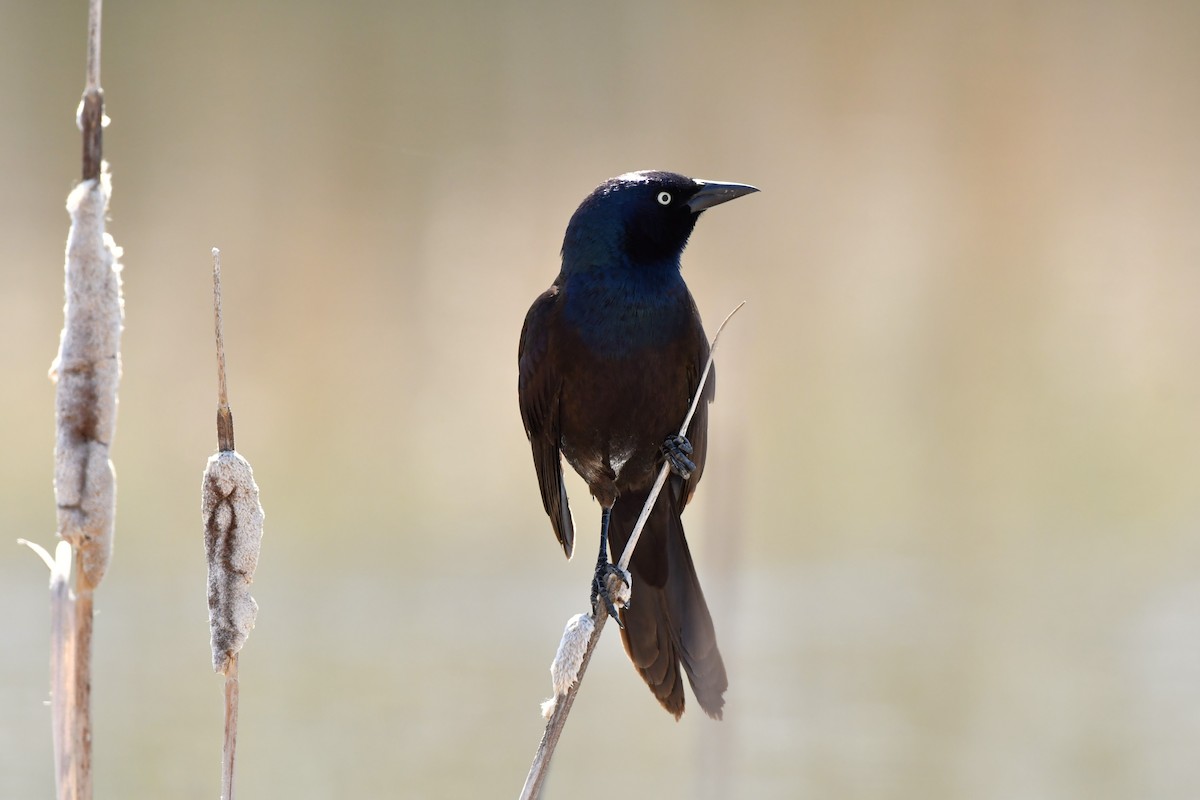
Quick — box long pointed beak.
[687,179,760,213]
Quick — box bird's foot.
[662,434,696,479]
[591,562,632,626]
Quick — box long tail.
[608,485,727,719]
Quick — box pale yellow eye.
[657,191,672,205]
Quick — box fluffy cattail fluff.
[202,451,264,675]
[541,613,596,718]
[50,169,124,589]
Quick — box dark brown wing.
[518,284,575,557]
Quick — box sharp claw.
[604,595,624,627]
[663,434,697,478]
[592,581,623,626]
[592,563,630,626]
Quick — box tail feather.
[609,487,727,719]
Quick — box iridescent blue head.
[561,170,758,272]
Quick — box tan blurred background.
[3,1,1200,797]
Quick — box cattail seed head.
[51,171,123,589]
[202,450,264,676]
[542,612,596,718]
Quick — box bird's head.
[561,171,758,270]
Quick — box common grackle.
[518,170,757,719]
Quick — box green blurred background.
[3,1,1200,797]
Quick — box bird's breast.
[560,267,690,359]
[554,272,701,496]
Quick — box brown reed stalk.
[519,302,745,800]
[202,249,265,800]
[25,2,123,797]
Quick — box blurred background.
[2,1,1199,797]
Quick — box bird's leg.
[590,507,630,627]
[662,433,696,479]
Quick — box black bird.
[518,170,757,719]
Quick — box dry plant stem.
[85,0,101,91]
[222,655,240,800]
[71,588,95,800]
[518,301,745,800]
[54,146,117,800]
[44,3,114,798]
[519,611,609,800]
[205,248,264,800]
[212,248,234,452]
[81,0,102,182]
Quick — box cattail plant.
[19,2,121,797]
[202,249,265,800]
[519,303,744,800]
